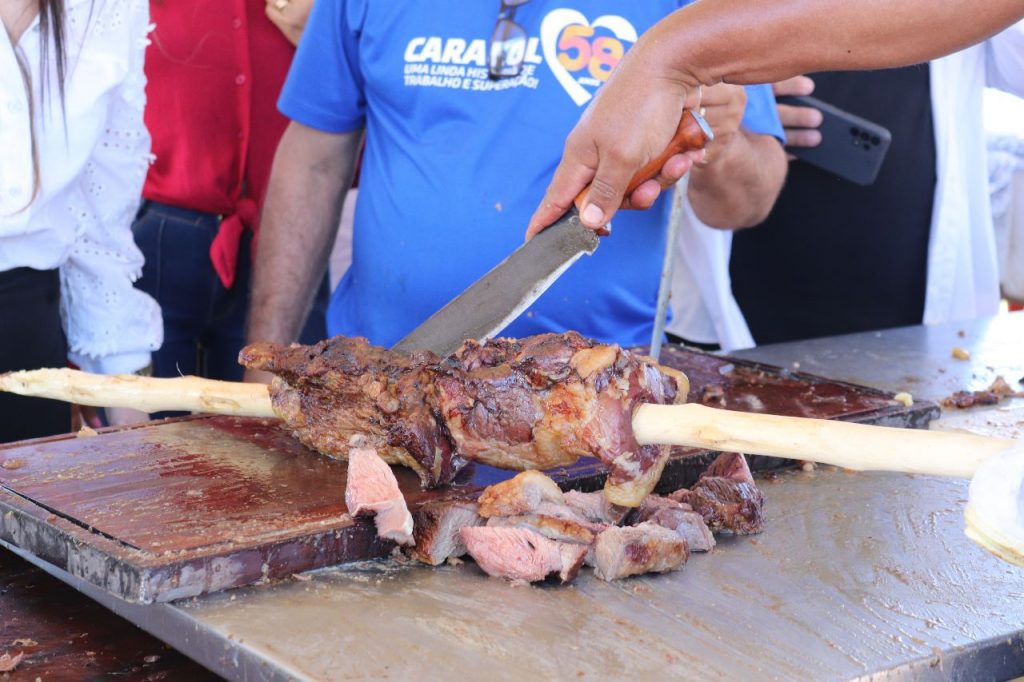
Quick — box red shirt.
[143,0,294,288]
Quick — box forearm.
[247,122,362,345]
[649,0,1023,87]
[687,132,786,228]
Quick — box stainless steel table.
[5,314,1024,681]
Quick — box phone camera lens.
[871,136,881,145]
[851,127,860,136]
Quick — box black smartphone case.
[776,94,892,186]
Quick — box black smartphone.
[776,95,892,186]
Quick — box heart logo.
[540,9,638,106]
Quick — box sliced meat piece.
[669,452,764,535]
[532,500,607,533]
[591,522,689,581]
[410,500,483,566]
[556,542,589,583]
[632,494,690,523]
[688,478,764,535]
[666,488,691,506]
[460,526,587,583]
[486,513,597,545]
[477,470,564,518]
[345,446,414,546]
[703,452,755,484]
[563,489,630,525]
[647,508,715,552]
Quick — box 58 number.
[557,25,624,81]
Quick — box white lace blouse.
[0,0,161,374]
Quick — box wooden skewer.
[1,367,1014,478]
[632,403,1013,478]
[0,368,274,418]
[4,367,1022,564]
[1,369,1014,476]
[631,404,1023,565]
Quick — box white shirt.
[666,189,755,351]
[669,22,1024,350]
[0,0,161,374]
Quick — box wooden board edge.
[0,487,395,604]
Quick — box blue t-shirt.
[280,0,784,348]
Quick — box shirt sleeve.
[986,20,1024,97]
[278,0,368,133]
[740,84,786,144]
[61,0,162,375]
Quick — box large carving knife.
[392,110,714,357]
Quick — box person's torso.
[332,0,688,348]
[0,0,140,270]
[142,0,293,216]
[730,66,937,344]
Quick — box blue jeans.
[133,201,328,387]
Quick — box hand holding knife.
[526,109,712,240]
[393,109,712,357]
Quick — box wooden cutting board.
[0,347,938,603]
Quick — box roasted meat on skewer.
[239,332,687,506]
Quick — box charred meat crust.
[689,478,765,535]
[240,332,683,502]
[240,338,463,486]
[437,334,682,499]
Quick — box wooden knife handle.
[573,109,713,213]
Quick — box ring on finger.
[274,0,290,11]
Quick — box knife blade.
[393,110,713,357]
[392,212,598,357]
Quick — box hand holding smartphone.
[773,77,892,186]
